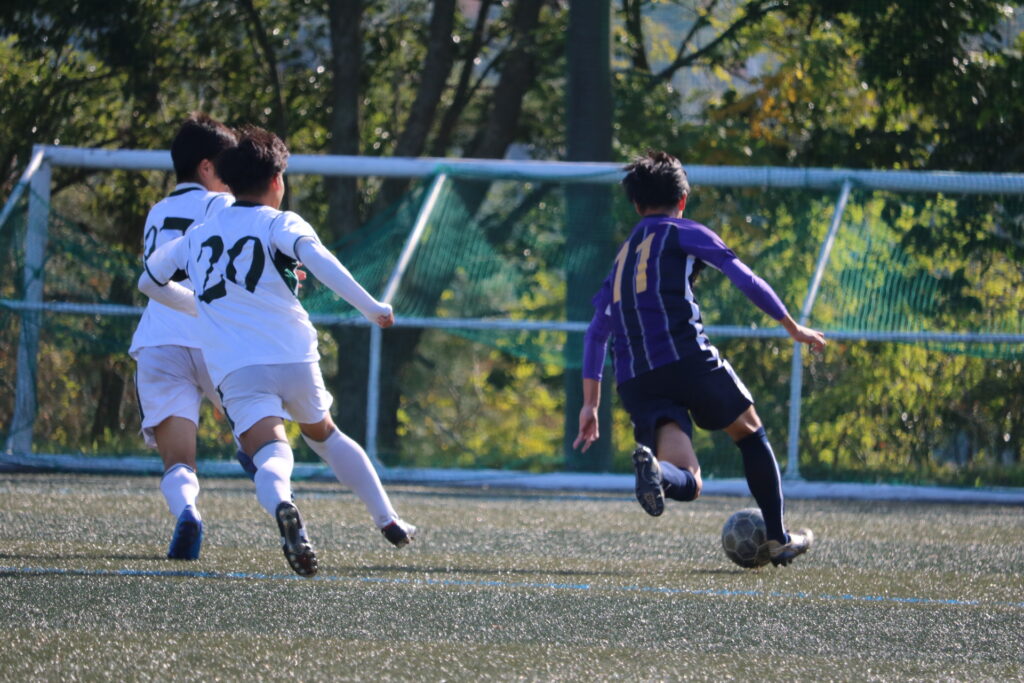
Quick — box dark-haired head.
[215,125,289,197]
[621,150,690,213]
[171,113,237,183]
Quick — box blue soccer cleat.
[167,505,203,560]
[632,445,665,517]
[235,449,257,481]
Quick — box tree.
[325,0,364,240]
[563,0,615,471]
[375,0,551,458]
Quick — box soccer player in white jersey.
[141,125,416,577]
[129,114,237,561]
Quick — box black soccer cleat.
[632,445,665,517]
[381,519,417,548]
[167,505,203,560]
[274,501,318,577]
[763,528,815,567]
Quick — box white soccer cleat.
[763,528,814,567]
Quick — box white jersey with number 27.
[129,183,233,357]
[145,201,321,387]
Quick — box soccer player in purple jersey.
[573,150,826,567]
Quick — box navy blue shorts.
[616,358,754,449]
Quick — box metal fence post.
[0,147,45,235]
[365,173,448,468]
[5,150,51,456]
[365,324,384,467]
[785,179,852,479]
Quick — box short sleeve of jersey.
[270,211,319,259]
[146,235,191,286]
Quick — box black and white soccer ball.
[721,507,770,568]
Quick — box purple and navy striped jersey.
[583,215,789,385]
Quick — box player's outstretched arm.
[715,257,826,352]
[138,271,198,316]
[573,377,601,452]
[138,233,198,320]
[575,295,611,452]
[295,237,394,328]
[780,313,827,352]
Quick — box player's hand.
[781,315,826,352]
[375,305,395,329]
[791,324,826,352]
[573,404,600,452]
[295,264,308,291]
[363,302,395,328]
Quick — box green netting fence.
[2,154,1023,486]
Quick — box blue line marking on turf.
[2,565,1021,609]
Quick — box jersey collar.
[169,182,205,197]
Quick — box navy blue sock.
[736,427,787,543]
[658,461,698,501]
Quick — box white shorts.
[217,362,334,438]
[135,345,220,449]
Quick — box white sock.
[252,440,295,517]
[161,463,200,520]
[303,429,397,528]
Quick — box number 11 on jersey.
[612,233,656,303]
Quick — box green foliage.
[681,1,1024,171]
[389,332,565,471]
[803,343,1024,482]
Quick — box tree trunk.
[465,0,543,160]
[325,0,363,242]
[429,0,493,157]
[90,271,134,441]
[325,0,368,441]
[375,0,458,210]
[563,0,614,472]
[375,0,545,460]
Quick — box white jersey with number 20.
[129,183,232,357]
[145,201,321,387]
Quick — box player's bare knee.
[725,406,762,442]
[299,416,336,442]
[160,453,197,471]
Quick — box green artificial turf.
[1,473,1021,681]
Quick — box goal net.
[2,149,1022,486]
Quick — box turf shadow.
[328,563,628,579]
[0,551,166,562]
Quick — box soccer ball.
[721,508,770,568]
